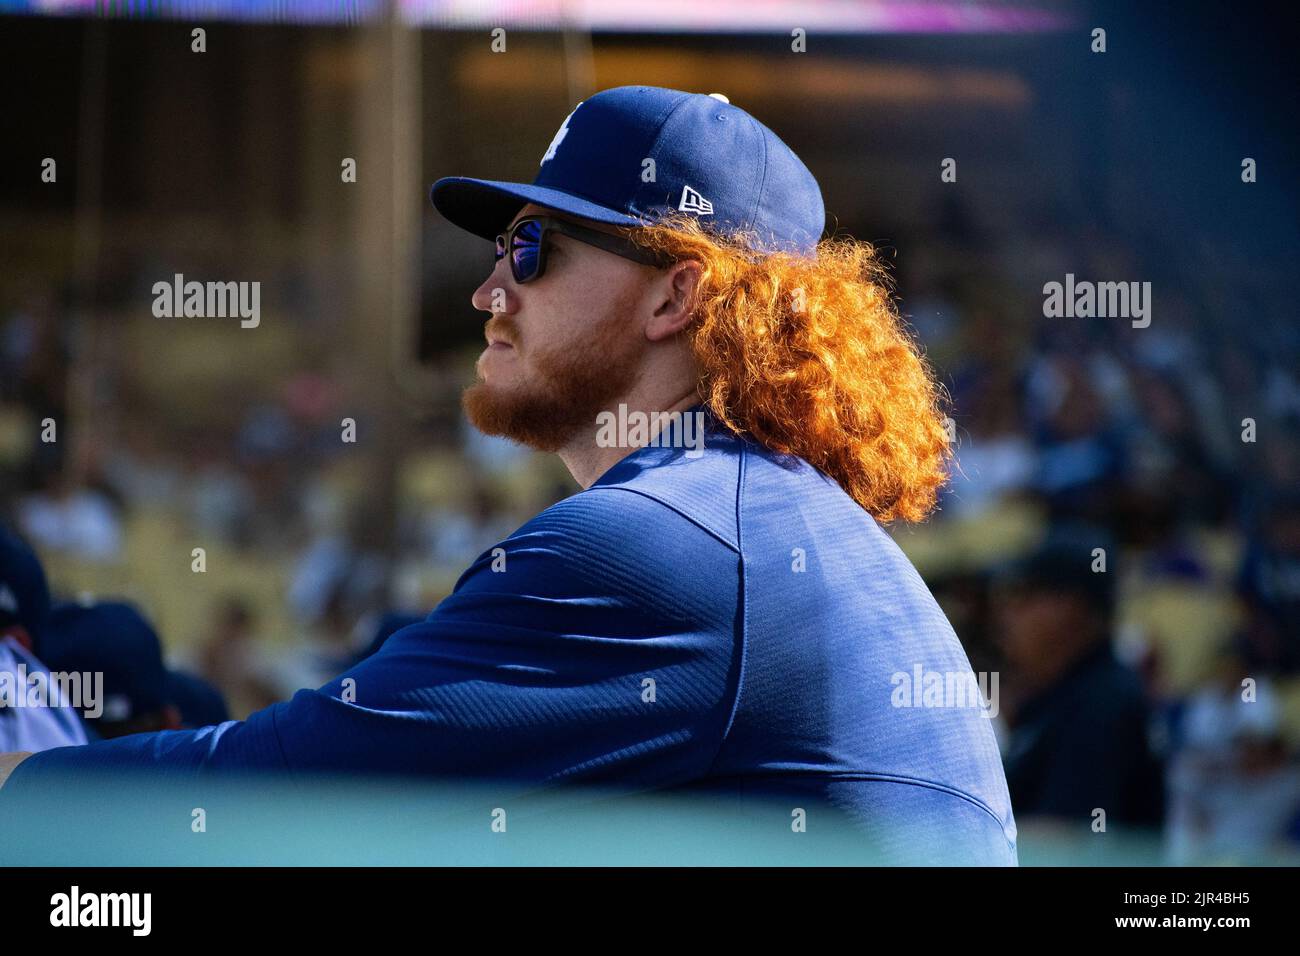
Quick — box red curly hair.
[629,212,952,524]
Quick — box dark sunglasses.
[495,215,669,284]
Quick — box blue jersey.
[0,637,89,753]
[4,405,1016,863]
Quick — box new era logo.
[678,185,713,215]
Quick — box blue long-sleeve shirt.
[4,405,1017,863]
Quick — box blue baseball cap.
[992,525,1118,616]
[0,525,52,650]
[44,600,169,723]
[431,85,825,257]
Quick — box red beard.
[462,297,645,452]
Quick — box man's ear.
[645,260,701,342]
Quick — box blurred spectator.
[420,485,516,568]
[269,585,373,698]
[1023,356,1128,525]
[164,669,231,729]
[0,526,88,752]
[0,292,70,487]
[102,421,184,509]
[187,455,257,548]
[196,596,282,718]
[993,531,1165,829]
[1166,653,1300,863]
[1123,366,1233,526]
[944,372,1035,520]
[17,471,123,563]
[44,600,182,739]
[1233,492,1300,674]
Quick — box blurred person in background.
[16,469,123,563]
[195,595,282,718]
[186,440,257,549]
[0,288,70,492]
[1022,355,1128,527]
[164,669,231,730]
[1233,492,1300,675]
[420,484,517,569]
[42,600,182,739]
[942,372,1036,521]
[994,531,1165,829]
[1166,650,1300,863]
[1122,366,1233,528]
[277,501,393,696]
[270,584,372,697]
[0,527,88,752]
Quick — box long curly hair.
[629,212,952,524]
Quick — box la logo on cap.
[541,103,582,166]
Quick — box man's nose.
[471,259,519,314]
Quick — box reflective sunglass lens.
[511,220,544,281]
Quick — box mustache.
[485,316,519,347]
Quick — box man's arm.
[2,489,741,793]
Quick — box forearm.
[0,706,293,795]
[0,752,31,789]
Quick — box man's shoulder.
[538,406,864,556]
[550,418,753,554]
[451,450,745,604]
[516,474,740,565]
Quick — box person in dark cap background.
[164,669,230,730]
[0,526,88,752]
[42,600,183,739]
[993,527,1165,829]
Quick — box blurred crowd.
[902,218,1300,863]
[0,279,559,712]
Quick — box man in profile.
[2,86,1016,864]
